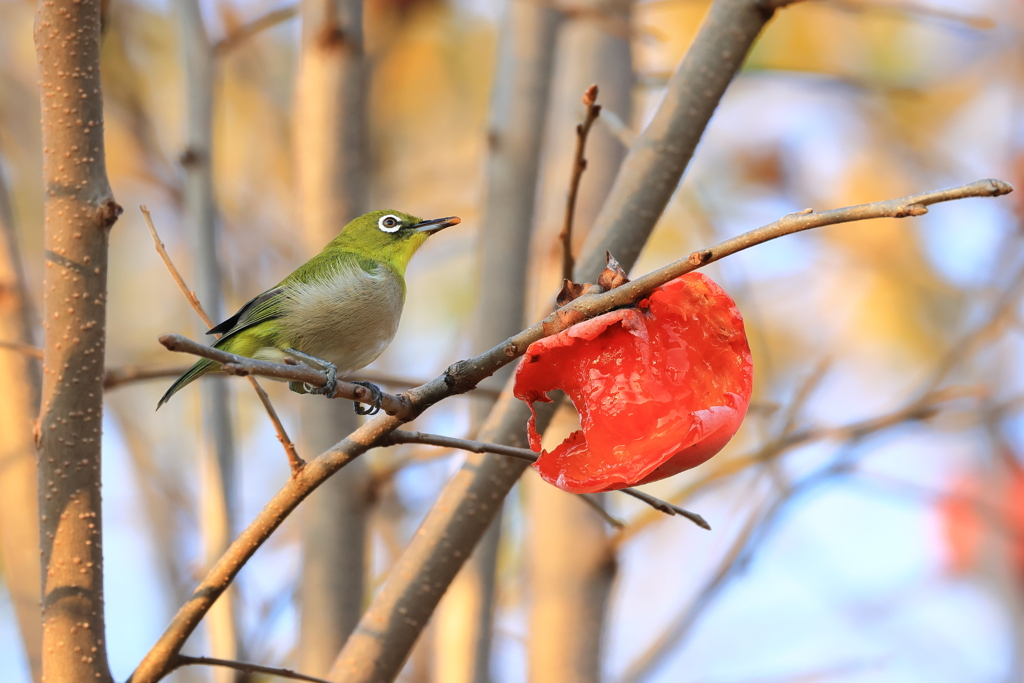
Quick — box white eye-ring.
[378,214,402,233]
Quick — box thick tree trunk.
[0,151,43,683]
[294,0,371,674]
[176,0,240,674]
[432,3,558,682]
[526,4,633,680]
[34,0,121,678]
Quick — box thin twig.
[387,430,709,529]
[159,333,412,418]
[560,84,602,282]
[171,654,332,683]
[142,206,212,328]
[580,494,627,529]
[213,5,299,55]
[141,206,304,473]
[0,339,43,359]
[103,365,192,390]
[129,180,1011,683]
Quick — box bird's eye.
[378,215,401,233]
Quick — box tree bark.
[432,3,558,682]
[526,3,633,677]
[176,0,240,674]
[34,0,122,677]
[329,1,792,680]
[0,149,43,683]
[294,0,371,675]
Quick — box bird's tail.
[157,358,218,410]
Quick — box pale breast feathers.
[278,260,405,374]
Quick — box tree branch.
[559,84,602,282]
[0,339,42,359]
[103,365,192,390]
[213,5,299,55]
[171,655,333,683]
[386,430,709,528]
[158,333,412,418]
[141,206,303,473]
[130,179,1011,683]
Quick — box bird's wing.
[206,286,286,340]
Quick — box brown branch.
[358,369,501,399]
[129,179,1009,683]
[141,207,303,473]
[578,494,627,529]
[103,365,192,390]
[141,206,211,327]
[387,430,708,528]
[590,179,1012,318]
[560,85,602,281]
[213,5,299,55]
[0,339,42,359]
[158,333,412,418]
[0,341,495,399]
[171,655,332,683]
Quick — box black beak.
[412,216,461,234]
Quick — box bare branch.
[0,339,42,359]
[560,85,602,281]
[103,365,193,390]
[589,179,1013,317]
[141,207,303,473]
[387,430,707,528]
[130,179,1009,683]
[213,5,299,55]
[171,655,333,683]
[141,205,212,328]
[158,333,412,418]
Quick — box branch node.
[221,363,248,377]
[444,360,477,395]
[96,198,123,229]
[894,203,928,218]
[688,249,713,265]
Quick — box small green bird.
[158,210,460,414]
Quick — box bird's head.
[332,210,461,274]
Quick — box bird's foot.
[352,381,383,415]
[285,348,338,398]
[305,363,337,398]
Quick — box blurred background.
[1,0,1023,681]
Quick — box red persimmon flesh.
[513,272,753,494]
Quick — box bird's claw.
[304,363,338,398]
[352,381,383,415]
